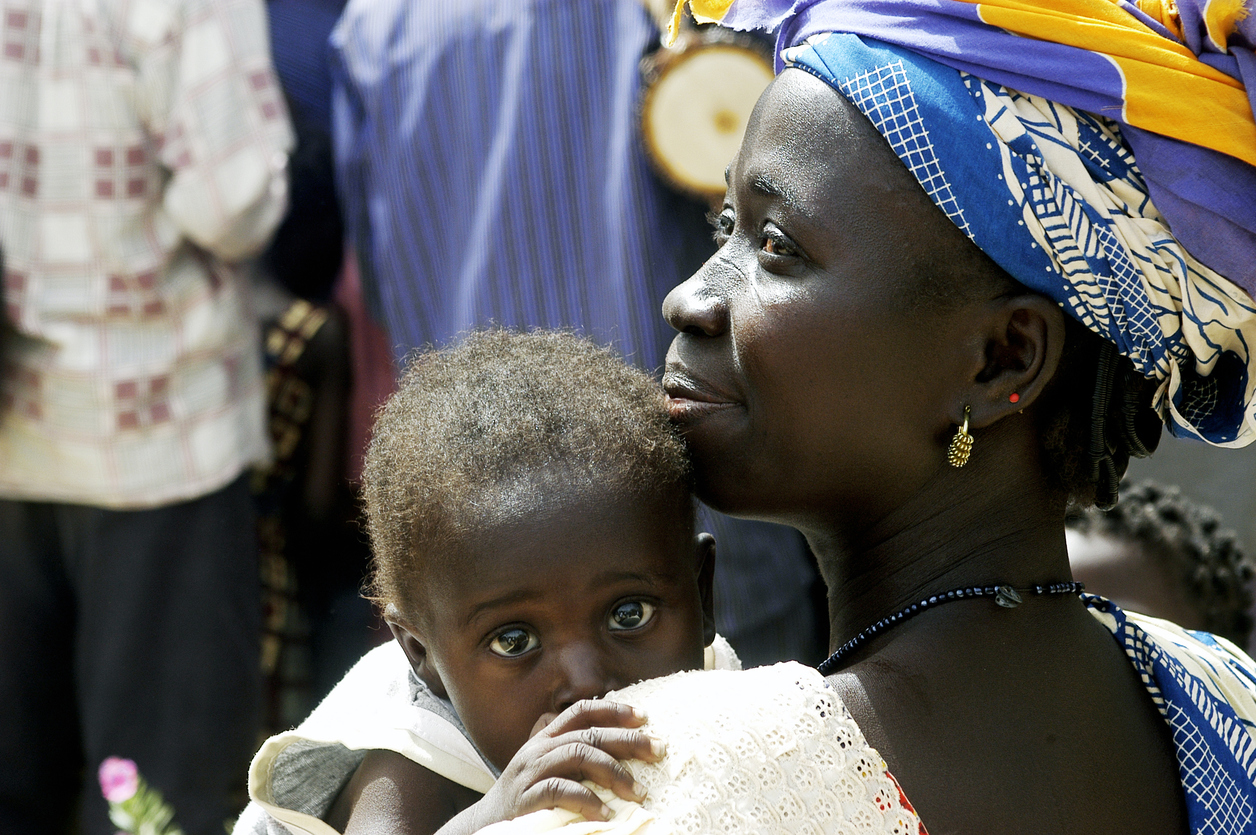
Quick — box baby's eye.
[488,627,539,658]
[608,600,656,631]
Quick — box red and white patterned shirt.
[0,0,292,507]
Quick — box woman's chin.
[671,401,746,455]
[692,468,779,522]
[675,411,789,519]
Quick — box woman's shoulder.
[1084,595,1256,831]
[1084,594,1256,720]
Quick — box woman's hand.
[444,700,666,834]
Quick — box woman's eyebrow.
[746,170,799,210]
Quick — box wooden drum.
[639,29,774,203]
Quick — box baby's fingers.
[541,700,648,737]
[518,777,615,822]
[536,740,649,804]
[560,726,666,767]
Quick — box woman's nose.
[551,643,622,714]
[663,265,728,338]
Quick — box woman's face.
[662,69,989,530]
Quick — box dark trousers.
[0,476,262,835]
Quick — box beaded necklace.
[817,581,1085,675]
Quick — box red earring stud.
[1009,392,1020,404]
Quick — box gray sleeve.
[233,801,296,835]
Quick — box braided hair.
[1037,316,1163,510]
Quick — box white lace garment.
[475,662,925,835]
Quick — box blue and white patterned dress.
[1086,596,1256,834]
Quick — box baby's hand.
[469,701,665,829]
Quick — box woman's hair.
[361,329,692,620]
[1035,317,1162,510]
[1066,481,1255,645]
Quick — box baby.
[236,330,731,835]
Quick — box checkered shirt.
[0,0,292,507]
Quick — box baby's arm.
[328,749,480,835]
[334,701,663,835]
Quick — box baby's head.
[363,330,715,771]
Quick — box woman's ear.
[694,533,717,646]
[385,604,448,699]
[966,294,1066,428]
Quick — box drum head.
[641,38,774,202]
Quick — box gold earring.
[947,405,973,467]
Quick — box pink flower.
[98,757,139,803]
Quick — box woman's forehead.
[734,69,927,211]
[732,68,966,265]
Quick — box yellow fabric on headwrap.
[1136,0,1252,54]
[670,0,1256,165]
[968,0,1256,166]
[1137,0,1188,40]
[1205,0,1250,50]
[668,0,735,43]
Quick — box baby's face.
[395,482,714,772]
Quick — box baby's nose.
[551,643,621,713]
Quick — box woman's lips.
[662,371,738,421]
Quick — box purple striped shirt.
[330,0,715,373]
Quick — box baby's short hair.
[362,329,692,622]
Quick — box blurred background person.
[0,0,293,831]
[1125,435,1256,655]
[1067,481,1255,648]
[329,0,825,667]
[249,113,376,732]
[253,0,398,729]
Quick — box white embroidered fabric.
[237,636,743,835]
[475,662,924,835]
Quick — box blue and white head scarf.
[782,32,1256,447]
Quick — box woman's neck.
[805,449,1073,655]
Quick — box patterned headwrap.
[671,0,1256,448]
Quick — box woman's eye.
[762,226,798,258]
[488,627,539,657]
[608,600,656,631]
[707,208,735,243]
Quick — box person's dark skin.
[662,68,1187,834]
[327,478,717,835]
